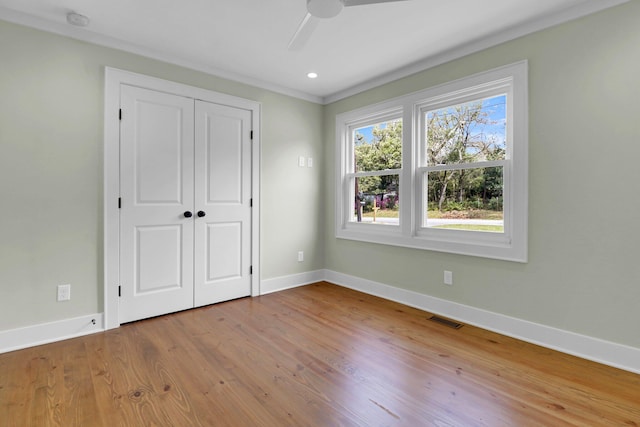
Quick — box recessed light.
[66,12,90,27]
[307,72,318,79]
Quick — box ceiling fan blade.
[288,13,320,51]
[344,0,409,6]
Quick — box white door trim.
[104,67,261,330]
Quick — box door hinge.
[250,130,253,140]
[119,109,122,120]
[250,198,253,207]
[118,197,121,209]
[250,266,253,275]
[118,285,121,297]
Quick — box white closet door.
[119,85,195,323]
[194,100,252,307]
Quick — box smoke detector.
[66,12,90,27]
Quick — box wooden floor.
[1,282,639,426]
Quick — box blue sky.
[355,121,390,144]
[355,94,506,147]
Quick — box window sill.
[336,226,527,263]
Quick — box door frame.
[103,67,261,330]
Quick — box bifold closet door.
[193,100,252,307]
[119,85,195,323]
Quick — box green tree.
[427,101,504,211]
[354,121,402,196]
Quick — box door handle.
[184,211,193,218]
[197,210,206,218]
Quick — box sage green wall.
[0,19,324,331]
[324,2,640,349]
[2,2,638,352]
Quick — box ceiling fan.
[288,0,409,50]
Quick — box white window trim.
[344,108,404,225]
[335,61,528,262]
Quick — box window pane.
[350,175,399,225]
[353,119,402,172]
[425,167,503,232]
[426,95,506,166]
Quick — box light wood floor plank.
[1,282,639,426]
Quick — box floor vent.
[428,315,463,329]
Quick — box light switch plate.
[57,284,71,301]
[444,271,453,286]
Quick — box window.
[349,116,402,225]
[335,62,528,262]
[421,94,506,232]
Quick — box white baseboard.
[4,271,639,375]
[324,270,640,375]
[0,313,104,354]
[260,269,325,295]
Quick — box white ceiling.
[0,0,627,103]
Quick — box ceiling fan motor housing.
[307,0,344,18]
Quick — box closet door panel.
[206,113,243,203]
[206,222,242,281]
[194,100,252,307]
[119,85,195,323]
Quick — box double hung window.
[335,62,528,261]
[347,114,402,226]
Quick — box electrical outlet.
[307,157,313,167]
[57,284,71,301]
[298,251,304,262]
[298,156,305,167]
[444,271,453,286]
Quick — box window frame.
[345,109,404,227]
[335,61,528,262]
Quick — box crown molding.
[0,6,323,104]
[321,0,629,104]
[0,0,629,106]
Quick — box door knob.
[197,210,206,217]
[184,211,193,218]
